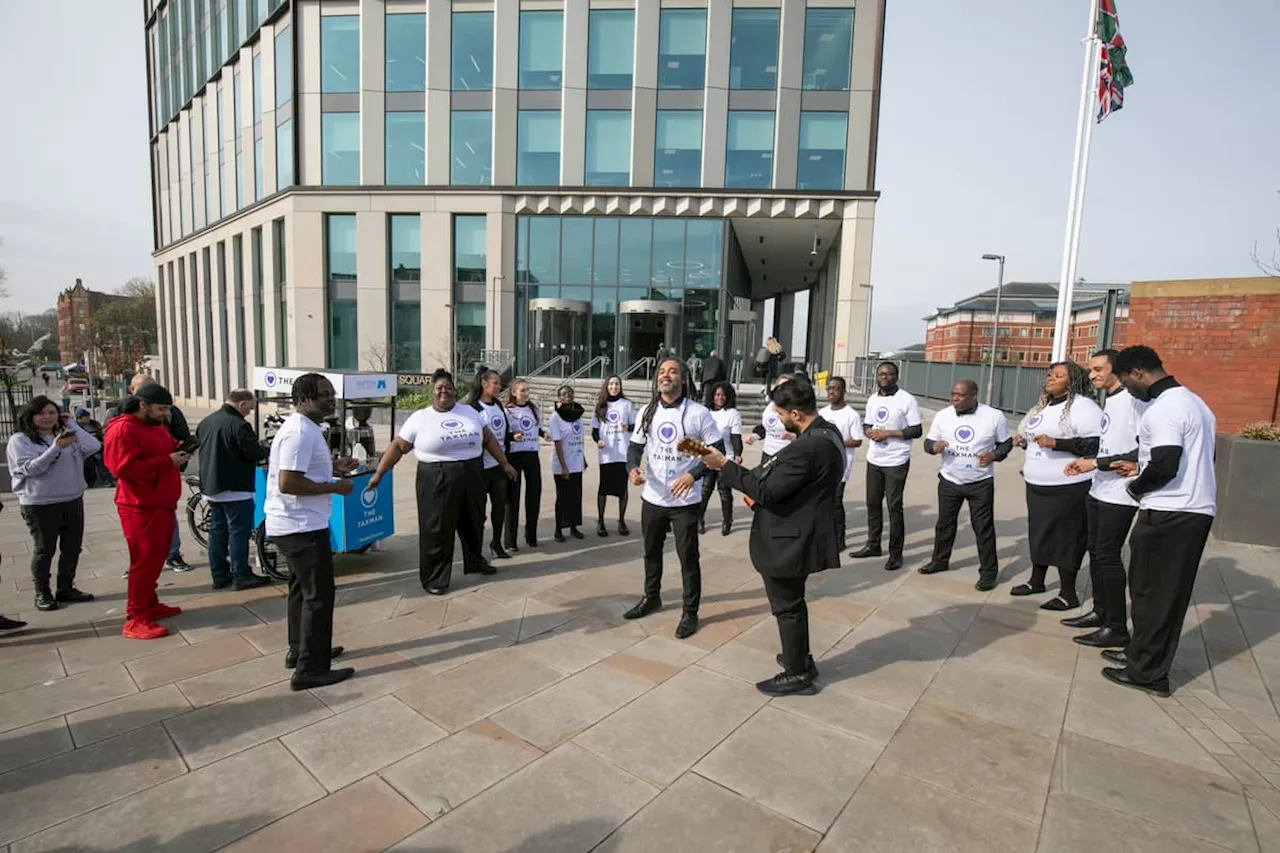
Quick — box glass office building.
[144,0,885,406]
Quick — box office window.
[725,111,774,189]
[254,137,264,200]
[275,25,292,108]
[321,16,359,93]
[322,112,360,185]
[450,110,492,185]
[729,9,779,90]
[233,234,247,384]
[585,110,631,187]
[517,110,561,185]
[389,214,421,372]
[796,111,847,190]
[233,68,243,209]
[203,98,218,223]
[274,217,288,365]
[251,226,265,365]
[454,216,487,358]
[199,248,212,395]
[654,110,702,188]
[178,257,191,395]
[276,119,293,188]
[519,11,563,90]
[252,53,262,124]
[386,13,426,92]
[658,10,706,90]
[802,9,854,91]
[386,112,425,184]
[588,10,634,89]
[560,218,593,286]
[451,11,493,91]
[326,214,358,370]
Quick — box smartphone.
[180,440,199,455]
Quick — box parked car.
[64,376,90,393]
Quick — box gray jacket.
[6,422,101,506]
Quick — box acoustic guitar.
[675,438,756,509]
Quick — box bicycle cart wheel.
[186,493,211,548]
[254,523,288,581]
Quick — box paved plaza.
[1,441,1279,853]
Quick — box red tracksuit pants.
[119,508,176,621]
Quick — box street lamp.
[981,254,1006,406]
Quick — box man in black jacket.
[701,378,846,696]
[195,390,270,590]
[699,350,726,404]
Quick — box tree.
[0,236,10,299]
[1254,192,1280,277]
[0,310,58,353]
[362,341,418,373]
[91,279,157,378]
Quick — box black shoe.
[426,585,449,596]
[618,521,630,536]
[883,554,903,572]
[597,522,609,538]
[55,588,95,604]
[623,597,661,620]
[776,654,820,679]
[465,562,498,576]
[1101,649,1127,665]
[232,575,272,591]
[699,519,707,535]
[675,612,699,639]
[917,563,950,575]
[526,533,539,548]
[504,541,520,554]
[554,530,567,543]
[291,667,356,691]
[849,545,882,559]
[34,589,58,611]
[721,519,732,536]
[975,576,997,592]
[1040,596,1078,612]
[1010,583,1046,597]
[285,646,345,670]
[1101,666,1170,698]
[212,579,233,590]
[490,542,512,560]
[1061,611,1103,629]
[166,556,194,572]
[1074,627,1130,649]
[756,671,818,697]
[569,527,585,540]
[0,615,28,631]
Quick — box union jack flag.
[1096,0,1134,123]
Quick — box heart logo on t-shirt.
[606,409,622,424]
[657,423,678,444]
[954,425,975,444]
[1100,413,1111,433]
[764,411,779,429]
[874,407,889,423]
[441,418,464,431]
[490,415,505,434]
[1027,414,1043,430]
[520,415,535,432]
[572,422,582,435]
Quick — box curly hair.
[1022,361,1092,434]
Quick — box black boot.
[34,587,58,612]
[55,588,96,604]
[623,597,661,619]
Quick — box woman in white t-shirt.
[700,382,744,535]
[1011,361,1104,611]
[745,374,798,463]
[549,385,587,542]
[466,369,514,560]
[590,375,635,538]
[502,378,545,550]
[369,369,516,595]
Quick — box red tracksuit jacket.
[104,415,182,510]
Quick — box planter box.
[1214,434,1280,547]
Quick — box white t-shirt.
[506,404,542,454]
[819,404,866,482]
[550,412,588,475]
[630,398,721,507]
[1091,388,1145,508]
[398,405,485,464]
[863,389,923,468]
[1020,395,1104,487]
[264,413,333,536]
[1137,385,1217,516]
[591,398,635,466]
[475,399,509,469]
[711,407,743,456]
[759,403,793,456]
[926,404,1011,485]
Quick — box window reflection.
[450,111,492,186]
[797,111,847,190]
[560,218,593,286]
[802,9,854,91]
[390,214,422,372]
[527,217,560,286]
[322,113,360,185]
[275,26,292,108]
[729,9,779,90]
[386,112,425,184]
[386,13,426,92]
[658,10,706,89]
[588,11,634,89]
[276,119,293,189]
[654,111,702,188]
[452,12,493,90]
[650,218,685,299]
[321,16,359,93]
[519,12,563,90]
[454,215,487,282]
[517,110,561,185]
[585,111,631,187]
[326,214,359,370]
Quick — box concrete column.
[700,0,731,189]
[421,210,453,369]
[560,0,587,185]
[298,0,322,185]
[356,210,390,370]
[239,46,256,203]
[425,0,452,184]
[220,80,237,214]
[492,0,519,185]
[225,241,244,392]
[846,0,884,192]
[485,211,517,352]
[631,0,659,184]
[290,211,328,368]
[261,220,282,366]
[360,0,386,185]
[772,0,805,189]
[833,201,876,365]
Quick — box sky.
[0,0,1277,351]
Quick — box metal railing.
[620,356,656,382]
[847,357,1047,417]
[565,356,611,383]
[527,355,569,378]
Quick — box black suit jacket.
[718,417,845,578]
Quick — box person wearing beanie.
[104,383,189,640]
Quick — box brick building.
[1126,277,1280,434]
[924,282,1131,365]
[55,280,124,368]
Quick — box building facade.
[143,0,884,407]
[55,279,124,368]
[923,281,1131,366]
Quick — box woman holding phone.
[503,378,545,550]
[550,385,588,542]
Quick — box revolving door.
[527,298,590,375]
[618,300,681,377]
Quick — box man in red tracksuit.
[104,383,190,639]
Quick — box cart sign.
[335,470,395,550]
[252,367,398,399]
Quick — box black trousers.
[274,528,336,676]
[1086,496,1137,632]
[763,574,810,675]
[416,459,488,589]
[835,479,849,548]
[865,461,910,556]
[697,470,734,525]
[554,471,584,529]
[21,498,86,592]
[930,476,998,578]
[641,501,702,613]
[504,451,542,547]
[1126,509,1213,684]
[482,464,509,546]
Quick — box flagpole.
[1051,0,1102,362]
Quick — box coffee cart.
[249,367,399,579]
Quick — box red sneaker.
[149,602,183,620]
[122,619,170,640]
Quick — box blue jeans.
[169,517,182,561]
[207,500,255,584]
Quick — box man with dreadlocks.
[624,358,725,639]
[1011,361,1103,611]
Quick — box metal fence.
[837,358,1049,417]
[0,383,34,445]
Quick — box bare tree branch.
[1252,228,1280,278]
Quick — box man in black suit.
[701,378,846,696]
[699,350,726,405]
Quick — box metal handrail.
[528,355,568,378]
[620,356,655,382]
[566,356,610,383]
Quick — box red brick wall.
[1126,278,1280,434]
